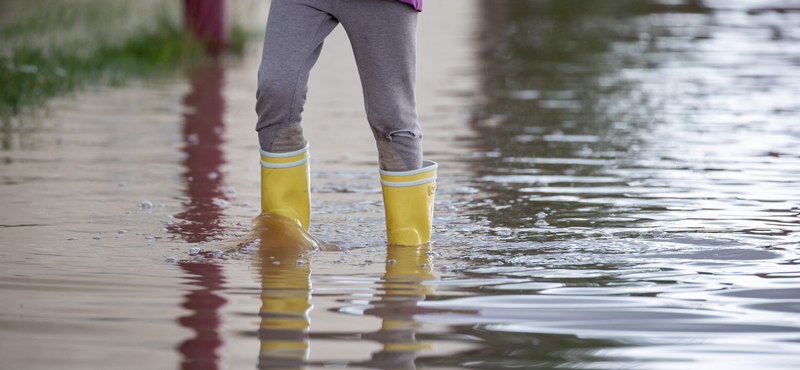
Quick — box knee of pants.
[257,73,300,108]
[256,77,306,132]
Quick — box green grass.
[0,5,249,117]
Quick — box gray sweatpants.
[255,0,422,171]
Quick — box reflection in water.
[252,240,438,369]
[471,0,800,241]
[248,213,318,369]
[256,240,312,369]
[172,65,229,369]
[170,65,228,243]
[177,262,227,370]
[356,245,437,369]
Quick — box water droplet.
[386,259,397,264]
[145,236,155,240]
[189,247,201,254]
[140,201,153,209]
[165,256,177,263]
[535,219,549,227]
[212,249,223,258]
[241,202,250,208]
[207,172,218,180]
[199,241,206,246]
[273,261,280,265]
[93,236,101,240]
[119,230,127,234]
[420,264,432,269]
[225,187,237,195]
[296,260,308,265]
[537,212,547,219]
[67,237,77,241]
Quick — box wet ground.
[2,0,800,369]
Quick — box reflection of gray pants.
[255,0,422,171]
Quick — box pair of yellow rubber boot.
[260,144,436,245]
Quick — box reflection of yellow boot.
[260,143,311,230]
[380,161,437,246]
[385,244,437,298]
[256,238,312,368]
[356,244,437,369]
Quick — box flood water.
[2,0,800,369]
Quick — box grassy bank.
[0,0,248,117]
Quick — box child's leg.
[256,0,339,153]
[257,0,340,230]
[335,0,422,171]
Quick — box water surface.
[1,0,800,369]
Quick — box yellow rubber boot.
[260,142,311,230]
[380,160,437,245]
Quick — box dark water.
[406,1,800,368]
[469,0,800,240]
[2,0,800,369]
